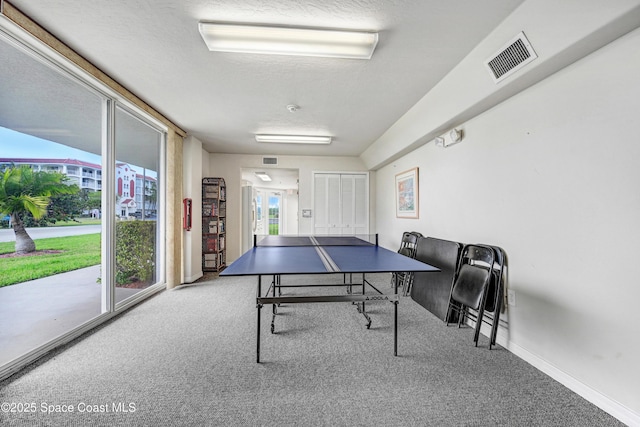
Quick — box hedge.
[115,220,156,286]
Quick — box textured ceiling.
[6,0,525,157]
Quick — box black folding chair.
[446,244,495,347]
[390,231,421,295]
[486,246,507,348]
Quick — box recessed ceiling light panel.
[198,22,378,59]
[255,172,272,182]
[255,134,332,144]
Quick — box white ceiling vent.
[262,156,278,166]
[485,32,537,83]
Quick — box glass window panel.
[0,33,104,365]
[114,105,162,298]
[268,193,281,235]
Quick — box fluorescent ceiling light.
[198,22,378,59]
[255,172,272,182]
[255,134,332,145]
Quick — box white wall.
[283,189,298,235]
[201,147,211,177]
[375,28,640,424]
[362,0,640,170]
[208,154,371,261]
[181,135,204,283]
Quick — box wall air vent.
[485,32,537,83]
[262,156,278,166]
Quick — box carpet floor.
[0,273,624,426]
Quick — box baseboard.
[507,341,639,426]
[466,316,639,426]
[183,271,203,284]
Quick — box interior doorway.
[240,168,299,252]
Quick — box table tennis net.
[254,234,378,247]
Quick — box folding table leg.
[394,273,399,356]
[360,273,365,319]
[257,275,262,363]
[271,275,277,333]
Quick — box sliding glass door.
[0,30,105,366]
[0,23,166,374]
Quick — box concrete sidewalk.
[0,225,101,243]
[0,266,139,365]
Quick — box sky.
[0,127,156,178]
[0,126,102,165]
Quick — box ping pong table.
[220,234,439,362]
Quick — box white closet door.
[352,174,368,235]
[327,175,341,233]
[313,172,368,235]
[341,174,355,234]
[313,175,328,234]
[314,173,340,234]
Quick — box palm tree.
[145,181,157,214]
[0,165,78,254]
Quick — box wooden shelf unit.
[202,177,226,272]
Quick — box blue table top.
[220,244,439,276]
[255,235,375,247]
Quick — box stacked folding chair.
[446,244,507,349]
[486,246,507,348]
[390,231,422,295]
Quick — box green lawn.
[0,233,101,287]
[53,218,102,226]
[269,223,279,235]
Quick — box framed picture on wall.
[395,167,419,218]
